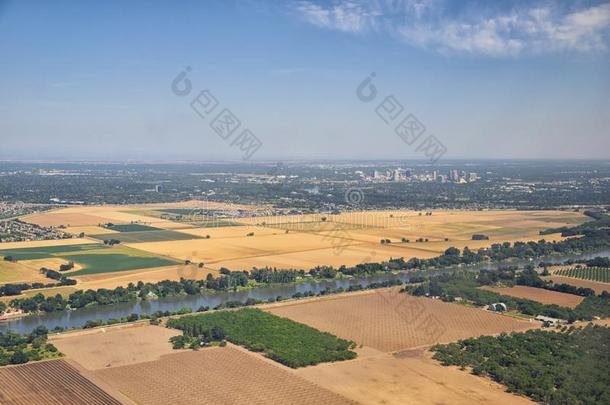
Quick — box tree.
[10,350,28,365]
[444,247,460,256]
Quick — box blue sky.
[0,0,609,161]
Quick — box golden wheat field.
[63,226,120,235]
[0,260,51,284]
[265,289,537,352]
[0,237,97,250]
[1,204,585,290]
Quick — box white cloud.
[294,0,380,33]
[291,1,610,56]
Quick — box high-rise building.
[393,169,404,182]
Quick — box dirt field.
[0,359,122,404]
[544,275,610,295]
[51,324,181,370]
[479,285,584,308]
[295,349,535,405]
[94,345,355,405]
[266,289,536,352]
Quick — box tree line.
[431,325,610,405]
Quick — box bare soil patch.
[51,323,180,370]
[295,350,535,405]
[544,275,610,295]
[95,345,355,405]
[266,289,536,352]
[479,285,584,308]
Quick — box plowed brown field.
[266,289,536,351]
[545,275,610,295]
[94,346,355,405]
[0,359,122,405]
[479,285,584,308]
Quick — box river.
[2,249,609,334]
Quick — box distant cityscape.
[362,168,479,183]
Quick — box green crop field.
[168,308,357,368]
[157,208,196,215]
[65,250,179,276]
[555,267,610,283]
[107,224,162,232]
[0,244,108,260]
[89,230,201,243]
[0,244,179,276]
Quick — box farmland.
[479,285,584,308]
[0,243,180,277]
[90,229,202,243]
[51,324,181,369]
[105,223,163,232]
[0,204,589,292]
[265,289,536,352]
[0,260,50,284]
[0,359,123,404]
[554,266,610,283]
[0,243,107,260]
[295,349,535,405]
[545,275,610,295]
[167,308,357,368]
[95,346,355,405]
[48,323,355,405]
